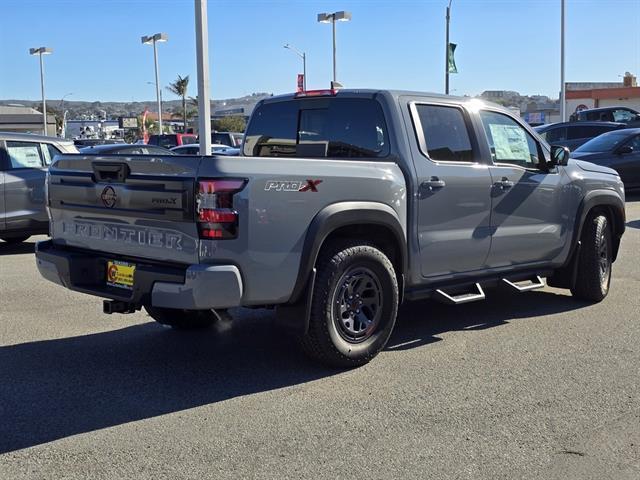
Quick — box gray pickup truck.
[35,89,626,367]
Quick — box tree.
[166,75,190,130]
[214,115,246,133]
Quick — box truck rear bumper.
[35,240,243,310]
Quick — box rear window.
[574,132,629,153]
[180,135,197,145]
[149,135,177,148]
[243,98,389,159]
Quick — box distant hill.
[0,92,272,120]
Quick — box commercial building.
[0,105,56,135]
[565,73,640,115]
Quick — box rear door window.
[567,125,613,140]
[243,98,389,159]
[413,104,474,162]
[6,141,45,169]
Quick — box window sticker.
[489,124,530,162]
[8,145,42,168]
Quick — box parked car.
[571,128,640,191]
[74,138,125,148]
[212,131,243,147]
[36,90,625,367]
[79,144,174,155]
[534,121,626,150]
[570,106,640,127]
[147,133,197,149]
[170,144,229,155]
[216,147,240,156]
[0,132,78,244]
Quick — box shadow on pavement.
[626,219,640,230]
[386,289,587,351]
[0,289,588,453]
[0,241,36,256]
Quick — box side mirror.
[616,145,633,155]
[549,145,570,167]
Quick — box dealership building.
[565,73,640,115]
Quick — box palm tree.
[166,75,190,131]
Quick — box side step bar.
[434,283,485,305]
[502,276,545,293]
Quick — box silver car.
[0,132,78,244]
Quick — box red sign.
[297,74,304,93]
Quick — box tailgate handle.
[92,162,130,183]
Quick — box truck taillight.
[196,179,246,240]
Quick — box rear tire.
[300,240,399,368]
[145,306,218,330]
[1,236,30,244]
[570,212,612,302]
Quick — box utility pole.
[195,0,212,155]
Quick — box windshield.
[574,131,629,153]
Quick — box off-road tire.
[301,240,399,368]
[145,306,218,330]
[1,236,30,244]
[570,212,612,302]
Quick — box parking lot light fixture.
[317,11,352,87]
[284,43,307,90]
[141,33,168,133]
[29,47,53,135]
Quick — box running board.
[434,283,485,305]
[501,276,545,292]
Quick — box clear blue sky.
[1,0,639,102]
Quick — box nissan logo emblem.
[101,186,117,208]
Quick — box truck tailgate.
[48,154,202,264]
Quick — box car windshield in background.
[574,132,630,153]
[243,98,389,159]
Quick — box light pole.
[146,81,164,130]
[445,0,453,95]
[59,92,72,137]
[560,0,566,122]
[317,11,351,88]
[194,0,212,155]
[141,32,168,134]
[284,43,306,90]
[29,47,53,135]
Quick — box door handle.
[495,177,514,190]
[422,177,446,191]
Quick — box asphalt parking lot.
[1,196,639,480]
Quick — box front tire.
[301,240,399,368]
[145,306,219,330]
[571,212,612,302]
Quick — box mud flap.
[276,268,316,336]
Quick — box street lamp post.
[29,47,53,135]
[194,0,212,156]
[317,11,351,88]
[445,0,453,95]
[141,32,168,134]
[284,44,306,90]
[560,0,566,122]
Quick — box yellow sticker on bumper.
[106,260,135,289]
